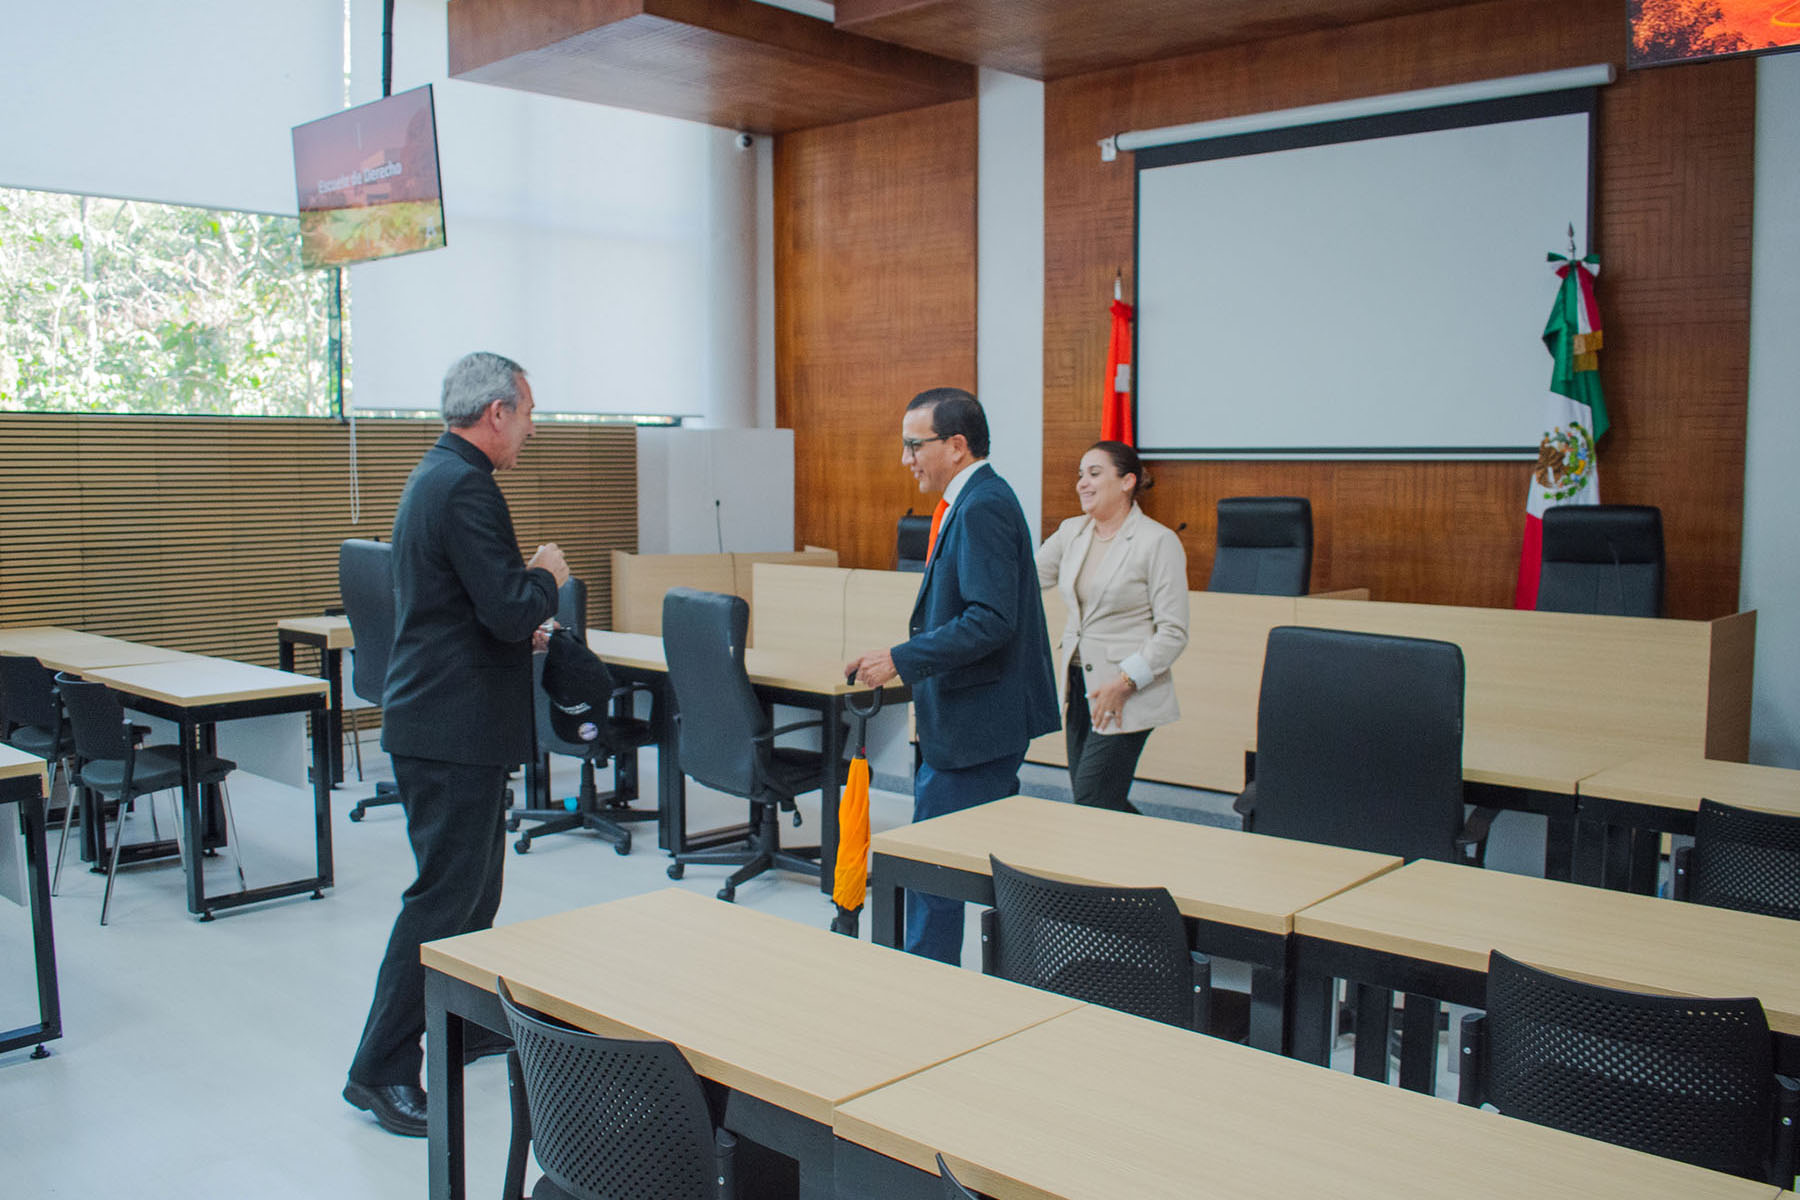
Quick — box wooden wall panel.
[775,99,978,570]
[1042,0,1754,619]
[0,415,636,665]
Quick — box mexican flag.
[1513,252,1609,609]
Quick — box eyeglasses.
[901,435,947,454]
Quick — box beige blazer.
[1036,506,1190,734]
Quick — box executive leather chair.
[508,577,659,856]
[1672,798,1800,921]
[1534,503,1664,617]
[981,856,1211,1033]
[896,511,931,573]
[1235,625,1495,1081]
[660,587,829,901]
[55,673,242,925]
[497,978,737,1200]
[1207,497,1313,595]
[338,538,401,822]
[1459,951,1798,1185]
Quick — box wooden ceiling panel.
[447,0,975,133]
[834,0,1504,80]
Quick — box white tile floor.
[0,741,1466,1197]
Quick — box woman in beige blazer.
[1036,441,1190,812]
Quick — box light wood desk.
[81,658,331,919]
[1290,858,1800,1088]
[832,1003,1781,1200]
[0,744,60,1058]
[0,627,198,673]
[420,887,1080,1200]
[587,629,905,889]
[275,614,355,787]
[868,795,1401,1054]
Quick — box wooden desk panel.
[835,1004,1779,1200]
[1580,751,1800,818]
[750,563,852,658]
[587,629,870,695]
[82,658,326,706]
[0,744,49,793]
[1294,859,1800,1037]
[0,628,198,673]
[274,615,354,650]
[870,794,1398,935]
[422,888,1079,1124]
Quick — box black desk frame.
[107,686,333,919]
[1,773,61,1058]
[833,1138,945,1199]
[276,626,346,789]
[425,969,839,1200]
[868,851,1297,1055]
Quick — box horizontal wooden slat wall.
[1042,0,1754,620]
[776,99,979,569]
[0,414,636,666]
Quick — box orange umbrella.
[831,687,882,937]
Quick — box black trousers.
[1064,662,1151,814]
[348,754,509,1087]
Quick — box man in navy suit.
[848,388,1058,963]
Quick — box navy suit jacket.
[890,463,1059,770]
[381,433,558,766]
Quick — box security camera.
[734,132,754,151]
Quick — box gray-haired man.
[344,352,568,1136]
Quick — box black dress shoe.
[343,1080,428,1137]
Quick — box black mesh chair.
[936,1154,983,1200]
[339,538,402,822]
[980,856,1210,1032]
[55,673,241,925]
[660,588,829,902]
[897,511,932,574]
[1535,504,1664,617]
[0,654,79,891]
[509,578,659,856]
[1235,626,1493,864]
[1672,798,1800,921]
[497,978,736,1200]
[1208,497,1312,596]
[1459,950,1799,1185]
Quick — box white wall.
[0,0,342,213]
[976,68,1046,540]
[1740,52,1800,768]
[346,0,759,424]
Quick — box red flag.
[1101,298,1134,445]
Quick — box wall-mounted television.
[291,84,446,269]
[1629,0,1800,69]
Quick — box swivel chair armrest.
[1457,1012,1488,1108]
[1773,1073,1798,1189]
[1232,780,1257,830]
[1454,804,1500,866]
[755,718,825,744]
[1671,843,1693,902]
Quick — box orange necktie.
[925,498,949,562]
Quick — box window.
[0,186,343,417]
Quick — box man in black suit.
[344,351,568,1137]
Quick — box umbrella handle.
[845,688,883,720]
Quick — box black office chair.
[339,538,402,822]
[497,978,737,1200]
[509,578,659,856]
[1672,798,1800,921]
[936,1153,984,1200]
[1235,626,1493,864]
[0,654,79,891]
[1459,950,1798,1185]
[55,673,242,925]
[660,588,830,901]
[980,856,1211,1033]
[1534,504,1664,617]
[1207,497,1312,596]
[897,511,932,574]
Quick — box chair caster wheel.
[614,835,631,856]
[514,838,531,855]
[506,815,521,832]
[666,863,685,880]
[349,807,365,822]
[717,886,735,903]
